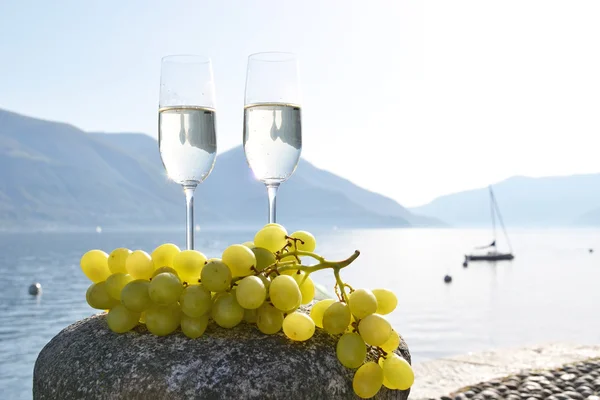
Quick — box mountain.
[574,207,600,226]
[291,160,441,227]
[0,109,199,227]
[410,174,600,227]
[0,108,437,229]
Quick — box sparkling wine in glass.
[243,52,302,224]
[158,55,217,249]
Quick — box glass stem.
[183,184,197,250]
[266,183,280,224]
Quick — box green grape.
[258,274,271,293]
[148,272,183,305]
[145,303,181,336]
[211,291,227,302]
[380,329,400,353]
[372,288,398,315]
[264,223,285,229]
[180,284,212,318]
[287,303,300,313]
[348,288,378,319]
[254,225,288,253]
[282,312,315,342]
[280,269,298,276]
[269,275,301,312]
[126,250,154,280]
[336,333,367,369]
[381,353,414,390]
[121,280,152,312]
[151,243,181,269]
[382,375,398,389]
[201,260,232,292]
[222,244,257,277]
[310,299,335,328]
[256,302,284,334]
[106,304,140,333]
[152,266,179,278]
[243,307,258,323]
[235,276,266,309]
[309,299,335,328]
[173,250,206,284]
[353,361,384,399]
[242,241,255,248]
[80,249,111,283]
[251,247,276,271]
[288,230,317,252]
[105,273,134,300]
[322,301,351,334]
[181,313,209,339]
[358,314,392,347]
[377,357,399,389]
[300,277,315,304]
[108,248,131,274]
[86,281,119,310]
[211,292,244,328]
[292,272,315,305]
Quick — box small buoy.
[462,261,468,267]
[589,248,594,253]
[95,226,102,233]
[444,275,452,283]
[28,283,42,296]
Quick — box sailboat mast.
[490,186,513,253]
[489,186,497,246]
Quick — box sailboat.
[464,186,514,262]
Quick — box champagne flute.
[243,52,302,224]
[158,55,217,250]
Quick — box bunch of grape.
[311,289,413,398]
[80,223,413,399]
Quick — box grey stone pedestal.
[34,308,411,400]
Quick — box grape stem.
[276,250,360,275]
[283,236,304,263]
[333,268,350,303]
[277,250,359,304]
[242,250,360,299]
[376,346,388,361]
[278,250,326,264]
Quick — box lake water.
[1,227,600,399]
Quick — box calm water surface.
[1,228,600,398]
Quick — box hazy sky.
[1,1,599,207]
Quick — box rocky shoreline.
[411,343,600,399]
[430,358,600,400]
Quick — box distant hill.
[0,108,439,229]
[410,174,600,227]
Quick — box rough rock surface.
[33,305,411,400]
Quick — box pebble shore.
[411,343,600,399]
[430,358,600,400]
